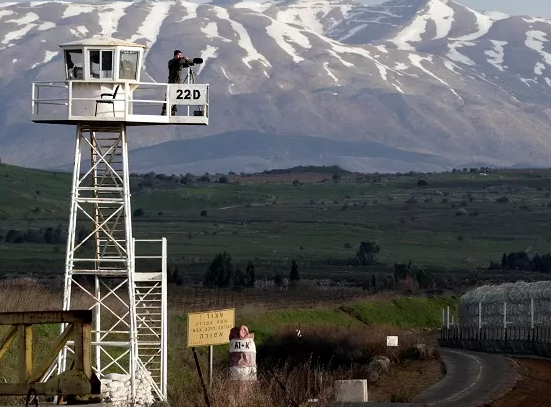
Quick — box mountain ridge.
[1,0,551,173]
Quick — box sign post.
[187,309,235,402]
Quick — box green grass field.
[0,286,459,401]
[2,162,551,285]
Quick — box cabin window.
[89,50,113,79]
[119,50,139,80]
[65,49,83,80]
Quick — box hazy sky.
[0,0,549,18]
[362,0,551,18]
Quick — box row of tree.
[1,225,94,246]
[200,251,301,288]
[489,251,551,273]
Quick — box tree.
[289,260,300,282]
[393,261,412,282]
[246,261,255,287]
[371,274,377,292]
[292,179,300,187]
[232,268,249,287]
[219,176,229,184]
[274,273,283,286]
[204,252,234,288]
[173,266,184,285]
[356,241,380,265]
[332,173,341,184]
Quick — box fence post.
[530,298,535,329]
[478,301,482,329]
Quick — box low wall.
[439,326,551,357]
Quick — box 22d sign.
[187,308,235,347]
[169,84,208,105]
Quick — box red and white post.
[229,325,257,381]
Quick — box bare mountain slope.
[1,0,551,173]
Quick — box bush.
[258,325,431,372]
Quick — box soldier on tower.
[161,49,194,116]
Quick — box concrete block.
[334,379,368,403]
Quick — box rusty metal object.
[0,310,100,398]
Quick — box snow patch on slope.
[62,4,95,19]
[409,53,462,101]
[98,2,132,37]
[216,7,271,68]
[389,0,454,51]
[264,15,311,63]
[70,26,89,37]
[485,40,507,71]
[275,0,339,35]
[6,12,39,25]
[0,9,15,20]
[445,6,509,67]
[1,12,40,45]
[201,22,231,42]
[323,61,338,83]
[233,1,274,13]
[30,50,58,69]
[525,31,551,77]
[130,1,174,56]
[197,45,218,75]
[179,1,199,22]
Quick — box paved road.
[411,348,519,407]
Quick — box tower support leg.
[56,123,138,404]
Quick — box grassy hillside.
[0,283,458,406]
[2,162,551,287]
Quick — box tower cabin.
[31,36,209,125]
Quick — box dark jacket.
[167,57,193,83]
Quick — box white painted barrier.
[229,325,257,381]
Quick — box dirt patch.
[482,358,551,407]
[369,359,444,402]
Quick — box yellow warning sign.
[187,308,235,347]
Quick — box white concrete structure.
[334,380,369,403]
[34,36,210,406]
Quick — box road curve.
[412,348,519,407]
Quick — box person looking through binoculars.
[161,49,194,116]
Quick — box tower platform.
[31,80,209,126]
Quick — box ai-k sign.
[169,84,208,105]
[230,338,256,352]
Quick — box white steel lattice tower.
[31,37,209,405]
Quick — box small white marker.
[387,335,399,347]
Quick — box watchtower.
[31,36,209,405]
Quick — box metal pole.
[446,306,450,329]
[478,301,482,329]
[192,347,211,407]
[531,297,534,329]
[208,345,213,388]
[161,237,168,398]
[503,302,507,328]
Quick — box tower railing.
[31,81,209,125]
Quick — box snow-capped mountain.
[1,0,551,173]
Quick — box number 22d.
[176,89,201,100]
